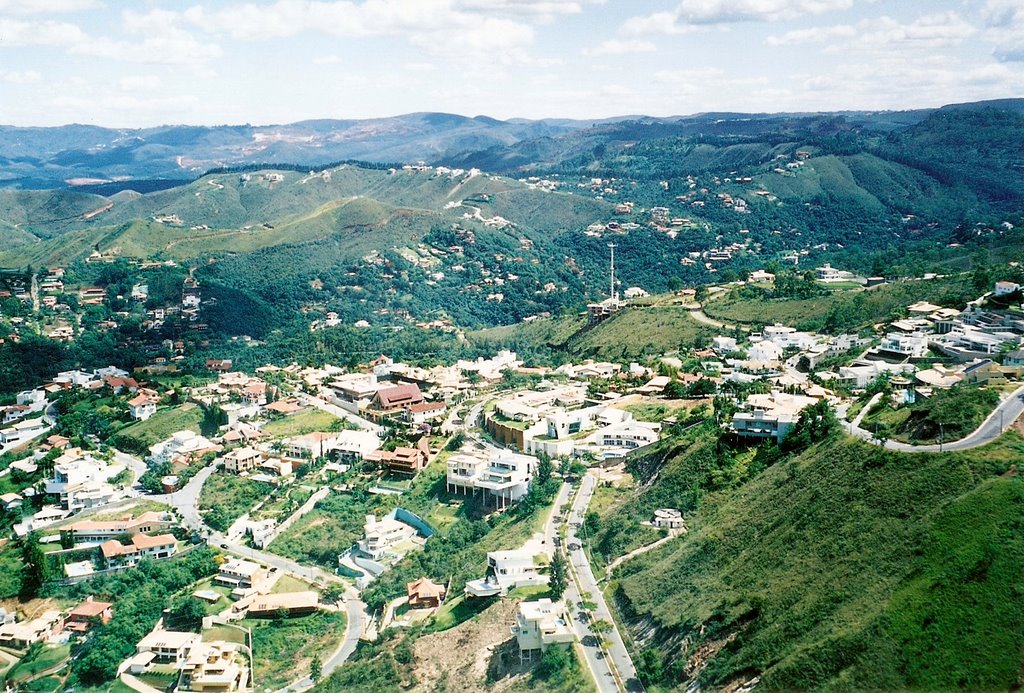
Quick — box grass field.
[246,611,345,690]
[702,275,974,331]
[261,409,341,438]
[5,644,71,684]
[113,403,205,450]
[198,473,275,532]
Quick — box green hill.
[596,428,1024,691]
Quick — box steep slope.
[601,430,1024,690]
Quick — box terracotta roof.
[70,599,113,618]
[373,383,424,409]
[407,401,445,413]
[407,577,445,600]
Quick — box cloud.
[0,18,87,46]
[0,0,100,15]
[624,0,854,34]
[981,0,1024,62]
[0,69,40,84]
[769,12,976,51]
[118,75,162,92]
[312,54,342,64]
[583,39,656,56]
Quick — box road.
[145,459,369,691]
[846,384,1024,452]
[564,473,640,692]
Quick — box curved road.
[847,385,1024,452]
[143,459,368,688]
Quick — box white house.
[712,336,738,353]
[465,548,546,597]
[878,332,929,358]
[128,392,158,421]
[149,430,216,466]
[747,340,783,362]
[357,514,417,560]
[731,391,820,442]
[512,599,574,660]
[446,450,534,511]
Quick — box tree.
[310,654,323,682]
[781,400,839,452]
[535,453,553,485]
[549,551,568,600]
[166,597,207,632]
[637,649,664,685]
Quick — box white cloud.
[0,69,40,84]
[583,38,656,56]
[981,0,1024,62]
[769,12,976,51]
[118,75,162,92]
[0,18,87,46]
[72,8,222,65]
[312,54,342,64]
[625,0,854,34]
[0,0,100,15]
[404,62,438,71]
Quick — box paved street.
[563,473,641,692]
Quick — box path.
[604,528,684,578]
[845,385,1024,453]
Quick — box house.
[15,389,45,406]
[0,417,47,445]
[652,508,685,529]
[586,419,661,450]
[332,429,382,461]
[371,383,425,413]
[0,493,22,510]
[135,629,201,664]
[44,450,115,511]
[64,596,113,633]
[712,336,738,353]
[815,263,853,282]
[407,577,446,609]
[404,400,447,425]
[0,611,62,651]
[357,514,417,560]
[149,430,218,466]
[179,641,249,693]
[205,359,233,373]
[731,391,820,442]
[264,399,303,416]
[128,392,159,421]
[178,638,249,691]
[1005,349,1024,368]
[994,281,1020,297]
[100,533,177,568]
[445,450,535,510]
[370,437,429,476]
[281,432,339,461]
[245,591,320,618]
[465,549,545,598]
[747,340,783,362]
[216,559,267,590]
[878,332,929,358]
[62,511,173,545]
[963,359,1008,385]
[512,599,574,660]
[220,446,263,474]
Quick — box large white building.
[878,332,930,358]
[464,548,546,597]
[445,450,535,510]
[357,514,417,560]
[731,391,820,442]
[44,450,116,511]
[149,430,216,466]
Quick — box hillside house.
[0,611,62,651]
[216,559,267,591]
[245,591,319,618]
[407,577,446,609]
[221,446,263,474]
[465,549,545,598]
[371,383,425,413]
[62,511,174,545]
[731,391,820,442]
[64,597,113,633]
[128,391,159,421]
[512,599,574,660]
[134,630,201,666]
[357,514,417,560]
[178,641,249,692]
[100,534,177,568]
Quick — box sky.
[0,0,1021,127]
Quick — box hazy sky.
[0,0,1021,127]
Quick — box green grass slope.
[609,432,1024,691]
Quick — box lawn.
[861,384,1000,445]
[112,403,206,451]
[6,644,71,684]
[0,541,25,599]
[246,611,345,690]
[198,473,275,532]
[269,490,387,568]
[271,574,315,594]
[202,624,249,645]
[261,409,340,438]
[250,485,314,522]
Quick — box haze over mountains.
[5,99,1022,191]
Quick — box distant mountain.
[8,101,1019,191]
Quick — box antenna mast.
[608,242,617,302]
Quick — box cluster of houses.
[0,596,114,652]
[722,280,1024,442]
[484,383,662,461]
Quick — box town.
[0,251,1019,692]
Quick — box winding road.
[846,384,1024,452]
